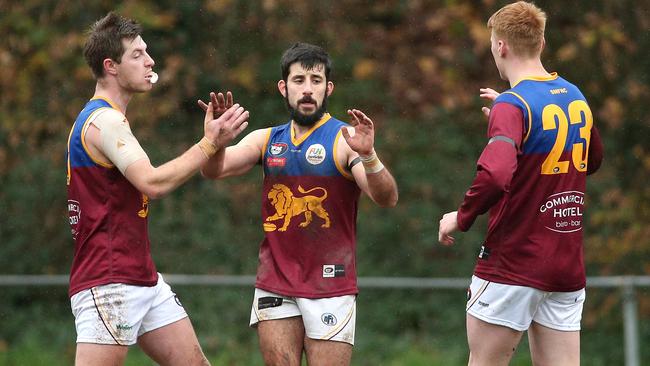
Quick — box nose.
[302,81,313,96]
[145,52,155,68]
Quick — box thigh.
[257,317,305,366]
[137,317,209,366]
[250,288,301,326]
[466,275,543,331]
[467,313,523,366]
[528,321,580,366]
[297,295,356,345]
[75,343,128,366]
[138,274,188,336]
[71,283,152,346]
[533,288,585,331]
[304,338,352,366]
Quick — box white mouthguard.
[149,72,158,84]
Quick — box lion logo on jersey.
[265,184,330,232]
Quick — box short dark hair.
[280,42,332,81]
[83,12,142,78]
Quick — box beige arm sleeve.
[89,108,148,174]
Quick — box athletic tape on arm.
[90,109,148,174]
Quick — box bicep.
[219,128,269,177]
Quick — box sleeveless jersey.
[66,97,157,297]
[475,73,595,291]
[257,113,361,298]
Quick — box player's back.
[475,74,595,292]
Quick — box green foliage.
[1,0,648,363]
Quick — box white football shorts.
[249,288,356,345]
[70,273,187,345]
[466,275,585,332]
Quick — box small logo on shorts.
[116,324,133,330]
[321,313,337,326]
[477,301,490,307]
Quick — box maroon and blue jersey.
[66,97,157,297]
[457,73,603,292]
[257,113,361,298]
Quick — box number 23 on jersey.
[540,100,593,175]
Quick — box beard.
[285,94,328,127]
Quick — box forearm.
[126,143,210,199]
[365,168,398,207]
[456,141,517,231]
[201,149,226,179]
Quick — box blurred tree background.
[1,0,648,364]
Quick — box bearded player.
[200,42,398,365]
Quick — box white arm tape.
[90,108,148,174]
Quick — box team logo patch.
[266,157,286,167]
[68,200,81,240]
[323,264,345,278]
[321,313,337,326]
[305,144,326,165]
[269,142,288,156]
[539,190,584,233]
[265,184,330,232]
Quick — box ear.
[498,40,507,58]
[540,37,546,53]
[278,80,287,97]
[103,58,118,76]
[326,81,334,97]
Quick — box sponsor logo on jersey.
[323,264,345,278]
[265,184,330,232]
[305,144,326,165]
[269,142,288,156]
[68,200,81,240]
[321,313,337,326]
[539,190,584,233]
[266,157,286,167]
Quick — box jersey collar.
[290,113,332,146]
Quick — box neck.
[505,58,550,87]
[93,78,131,114]
[291,121,312,140]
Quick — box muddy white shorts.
[466,275,585,332]
[249,288,356,345]
[70,273,187,345]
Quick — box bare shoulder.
[90,108,127,129]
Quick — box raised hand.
[479,87,500,118]
[203,102,249,149]
[198,91,234,118]
[341,109,374,156]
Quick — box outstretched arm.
[200,128,269,179]
[123,102,249,198]
[342,109,398,207]
[85,100,249,199]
